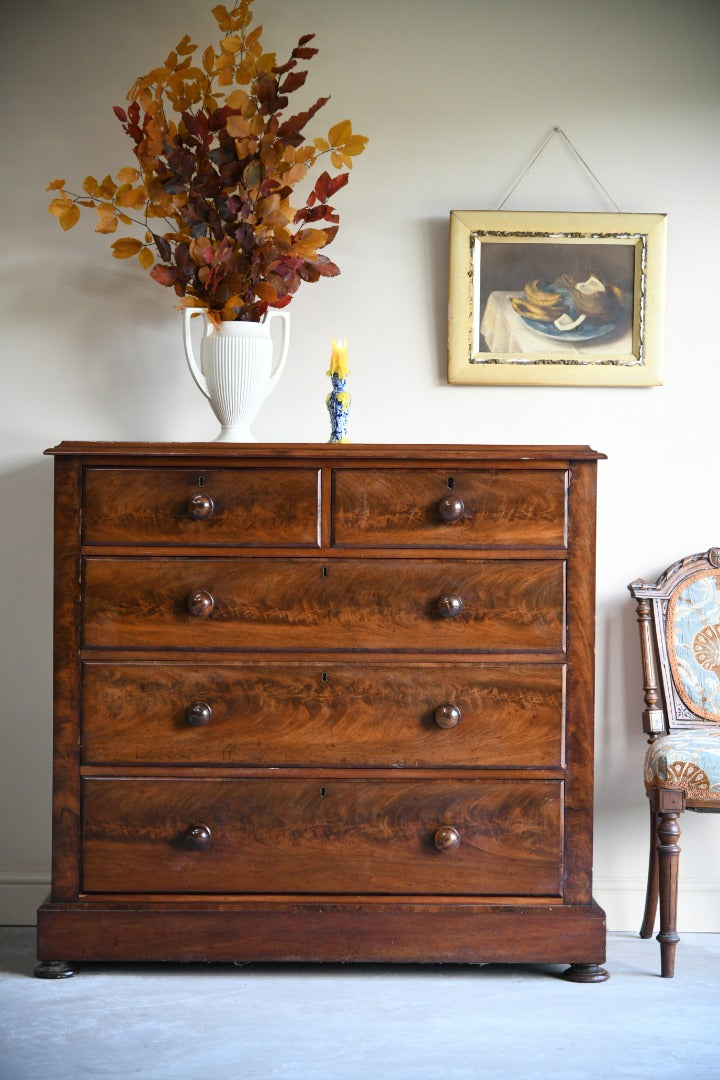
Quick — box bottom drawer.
[82,778,563,896]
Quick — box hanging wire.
[495,127,622,212]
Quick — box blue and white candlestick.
[326,337,351,443]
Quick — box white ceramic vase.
[183,309,290,441]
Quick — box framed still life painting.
[448,210,667,386]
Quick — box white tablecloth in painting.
[480,291,633,359]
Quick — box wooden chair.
[629,548,720,977]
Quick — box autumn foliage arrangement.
[47,0,367,324]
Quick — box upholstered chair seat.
[644,728,720,802]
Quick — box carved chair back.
[630,547,720,743]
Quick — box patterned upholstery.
[644,728,720,803]
[667,569,720,721]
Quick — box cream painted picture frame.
[448,210,666,386]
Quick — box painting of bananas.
[509,273,625,341]
[448,211,667,386]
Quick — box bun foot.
[34,960,77,979]
[561,963,609,983]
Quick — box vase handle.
[265,311,290,394]
[183,309,211,400]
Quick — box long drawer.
[83,467,320,547]
[332,468,567,548]
[81,778,563,896]
[82,557,565,651]
[81,660,565,767]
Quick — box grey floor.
[1,928,719,1080]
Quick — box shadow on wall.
[424,217,451,386]
[0,460,55,870]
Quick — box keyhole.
[322,566,328,578]
[321,671,329,683]
[447,477,455,489]
[198,475,205,487]
[320,787,327,798]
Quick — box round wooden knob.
[188,590,215,618]
[434,826,461,852]
[188,492,215,520]
[435,594,463,619]
[183,824,212,850]
[438,496,464,523]
[435,703,461,729]
[186,701,213,727]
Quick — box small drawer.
[81,778,563,896]
[83,467,320,547]
[82,557,565,652]
[332,468,567,548]
[81,661,565,768]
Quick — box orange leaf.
[202,46,215,74]
[211,4,231,31]
[49,198,80,231]
[138,247,154,269]
[46,178,66,191]
[220,34,242,54]
[176,34,196,56]
[116,166,140,184]
[226,113,251,139]
[48,197,69,218]
[111,237,143,258]
[59,205,81,231]
[83,175,101,198]
[254,281,277,302]
[95,205,118,234]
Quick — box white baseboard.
[2,873,720,932]
[594,877,720,933]
[0,873,49,926]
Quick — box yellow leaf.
[138,247,154,269]
[328,119,352,146]
[116,166,140,184]
[111,237,143,258]
[46,178,66,191]
[344,134,368,156]
[257,51,276,72]
[313,138,329,154]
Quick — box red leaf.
[150,264,180,287]
[279,70,308,95]
[113,105,127,122]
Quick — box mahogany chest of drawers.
[36,442,608,981]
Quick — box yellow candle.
[327,337,349,379]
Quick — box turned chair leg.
[640,802,659,938]
[656,806,682,978]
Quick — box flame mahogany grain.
[36,443,607,981]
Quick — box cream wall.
[2,0,719,929]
